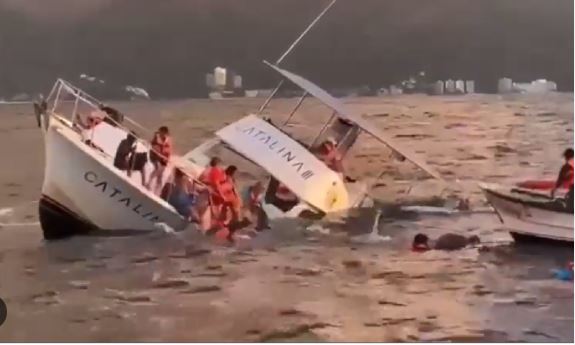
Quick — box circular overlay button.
[0,297,6,327]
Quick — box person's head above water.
[563,148,574,161]
[412,233,430,251]
[209,157,221,167]
[466,235,480,245]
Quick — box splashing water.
[349,208,391,244]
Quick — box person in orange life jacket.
[199,157,227,206]
[148,126,173,193]
[219,165,242,225]
[551,148,574,199]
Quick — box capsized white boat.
[183,62,444,221]
[480,183,574,243]
[36,79,195,239]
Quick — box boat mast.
[257,0,338,115]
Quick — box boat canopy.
[215,114,350,213]
[263,61,443,181]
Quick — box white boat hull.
[40,118,187,239]
[480,183,573,243]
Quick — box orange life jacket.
[152,134,172,159]
[220,176,237,203]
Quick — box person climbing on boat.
[200,157,227,203]
[148,126,173,193]
[412,233,480,252]
[222,165,242,220]
[241,181,270,231]
[161,168,197,220]
[551,148,574,199]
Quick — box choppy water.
[0,95,573,341]
[0,200,572,342]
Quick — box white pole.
[275,0,338,65]
[257,0,338,115]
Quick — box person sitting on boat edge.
[148,126,173,193]
[551,148,574,199]
[412,233,480,252]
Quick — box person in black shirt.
[114,131,147,186]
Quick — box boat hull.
[40,119,187,239]
[480,183,574,243]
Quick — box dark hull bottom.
[510,232,574,247]
[39,196,96,240]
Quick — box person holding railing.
[148,126,173,194]
[162,168,197,220]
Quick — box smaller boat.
[479,183,573,243]
[515,179,567,192]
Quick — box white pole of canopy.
[282,92,308,127]
[275,0,338,65]
[257,0,338,115]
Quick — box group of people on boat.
[111,125,271,240]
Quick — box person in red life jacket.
[148,126,173,193]
[220,165,242,225]
[551,148,574,199]
[200,157,227,204]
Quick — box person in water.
[148,126,173,193]
[412,233,480,252]
[241,181,270,231]
[162,168,197,220]
[551,148,574,199]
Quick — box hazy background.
[0,0,573,99]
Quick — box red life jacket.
[151,134,172,160]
